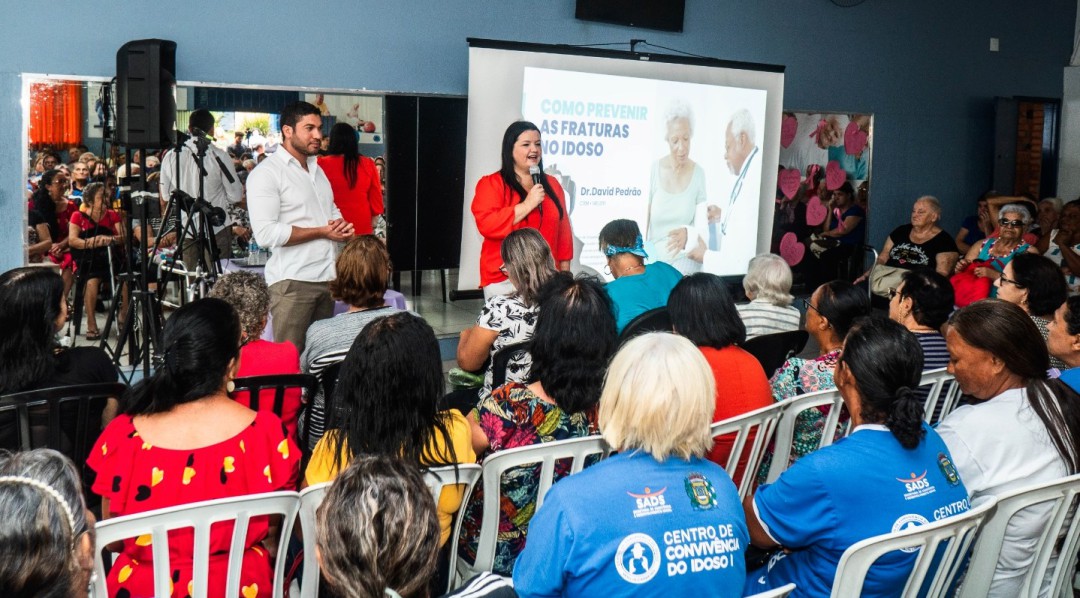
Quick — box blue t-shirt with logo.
[605,260,683,333]
[747,423,969,597]
[513,451,747,597]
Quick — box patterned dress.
[459,383,597,575]
[477,295,538,400]
[757,349,842,482]
[88,411,300,598]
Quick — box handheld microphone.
[529,165,544,217]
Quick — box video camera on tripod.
[170,188,226,228]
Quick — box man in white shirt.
[159,108,243,265]
[247,101,354,352]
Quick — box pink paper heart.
[779,232,805,266]
[780,114,797,149]
[844,121,868,156]
[778,168,801,199]
[825,160,846,191]
[806,195,827,226]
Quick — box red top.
[317,154,384,234]
[69,208,121,236]
[88,411,300,598]
[471,172,573,287]
[233,339,302,443]
[702,346,774,480]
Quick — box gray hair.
[915,195,942,214]
[501,228,556,307]
[728,109,756,145]
[209,270,270,340]
[1000,203,1034,226]
[743,253,794,307]
[0,449,87,597]
[664,100,694,136]
[1041,197,1064,213]
[316,455,440,598]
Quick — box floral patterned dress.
[459,383,597,575]
[757,349,843,482]
[88,411,300,598]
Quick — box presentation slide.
[458,42,785,290]
[522,67,768,278]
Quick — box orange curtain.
[29,81,83,149]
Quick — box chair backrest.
[618,306,671,344]
[461,436,612,577]
[748,583,797,598]
[917,368,961,425]
[297,482,330,598]
[830,497,998,598]
[425,464,484,593]
[0,382,126,466]
[742,330,810,379]
[317,361,343,405]
[956,473,1080,598]
[765,388,846,484]
[231,374,318,416]
[92,491,300,598]
[710,401,786,499]
[490,340,531,390]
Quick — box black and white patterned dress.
[478,294,538,400]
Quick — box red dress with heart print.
[88,411,299,598]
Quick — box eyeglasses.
[998,273,1025,288]
[999,218,1025,228]
[498,264,508,274]
[802,298,820,314]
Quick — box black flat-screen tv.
[575,0,685,33]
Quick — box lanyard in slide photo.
[712,144,758,249]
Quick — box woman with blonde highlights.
[514,333,747,597]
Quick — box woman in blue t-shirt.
[744,317,970,597]
[599,219,682,333]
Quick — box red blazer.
[471,172,573,287]
[318,154,384,235]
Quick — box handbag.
[869,265,908,298]
[950,257,1004,308]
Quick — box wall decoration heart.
[778,168,801,199]
[779,232,805,266]
[825,160,846,190]
[806,195,827,226]
[781,114,797,148]
[844,120,868,156]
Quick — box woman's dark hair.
[840,317,925,449]
[836,180,855,197]
[668,273,746,349]
[949,300,1080,472]
[1063,296,1080,335]
[0,268,64,394]
[816,280,869,339]
[527,273,617,414]
[899,270,954,330]
[327,312,457,475]
[499,121,563,220]
[1009,253,1068,318]
[30,169,62,240]
[597,219,641,254]
[125,298,241,415]
[327,122,361,189]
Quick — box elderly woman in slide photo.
[646,99,706,268]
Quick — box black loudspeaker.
[115,39,177,149]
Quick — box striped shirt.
[914,330,949,422]
[737,299,802,339]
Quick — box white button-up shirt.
[247,147,341,286]
[159,138,243,235]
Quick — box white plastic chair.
[298,464,483,597]
[830,497,998,597]
[92,491,300,598]
[765,388,847,484]
[956,473,1080,598]
[710,401,785,498]
[918,367,962,424]
[457,436,612,580]
[747,583,797,597]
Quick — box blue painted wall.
[2,0,1074,271]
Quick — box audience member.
[737,253,801,338]
[744,317,970,596]
[936,299,1080,596]
[69,161,90,198]
[28,169,76,296]
[457,228,556,404]
[461,274,616,575]
[887,269,952,367]
[514,332,747,597]
[89,298,299,598]
[305,312,475,548]
[1049,296,1080,377]
[995,252,1069,370]
[300,235,403,450]
[598,218,682,332]
[762,280,868,477]
[1033,197,1064,253]
[805,181,865,286]
[1044,199,1080,295]
[668,273,772,471]
[0,449,95,598]
[67,182,123,340]
[317,455,517,598]
[857,196,958,289]
[319,122,384,235]
[209,270,303,441]
[954,202,1036,298]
